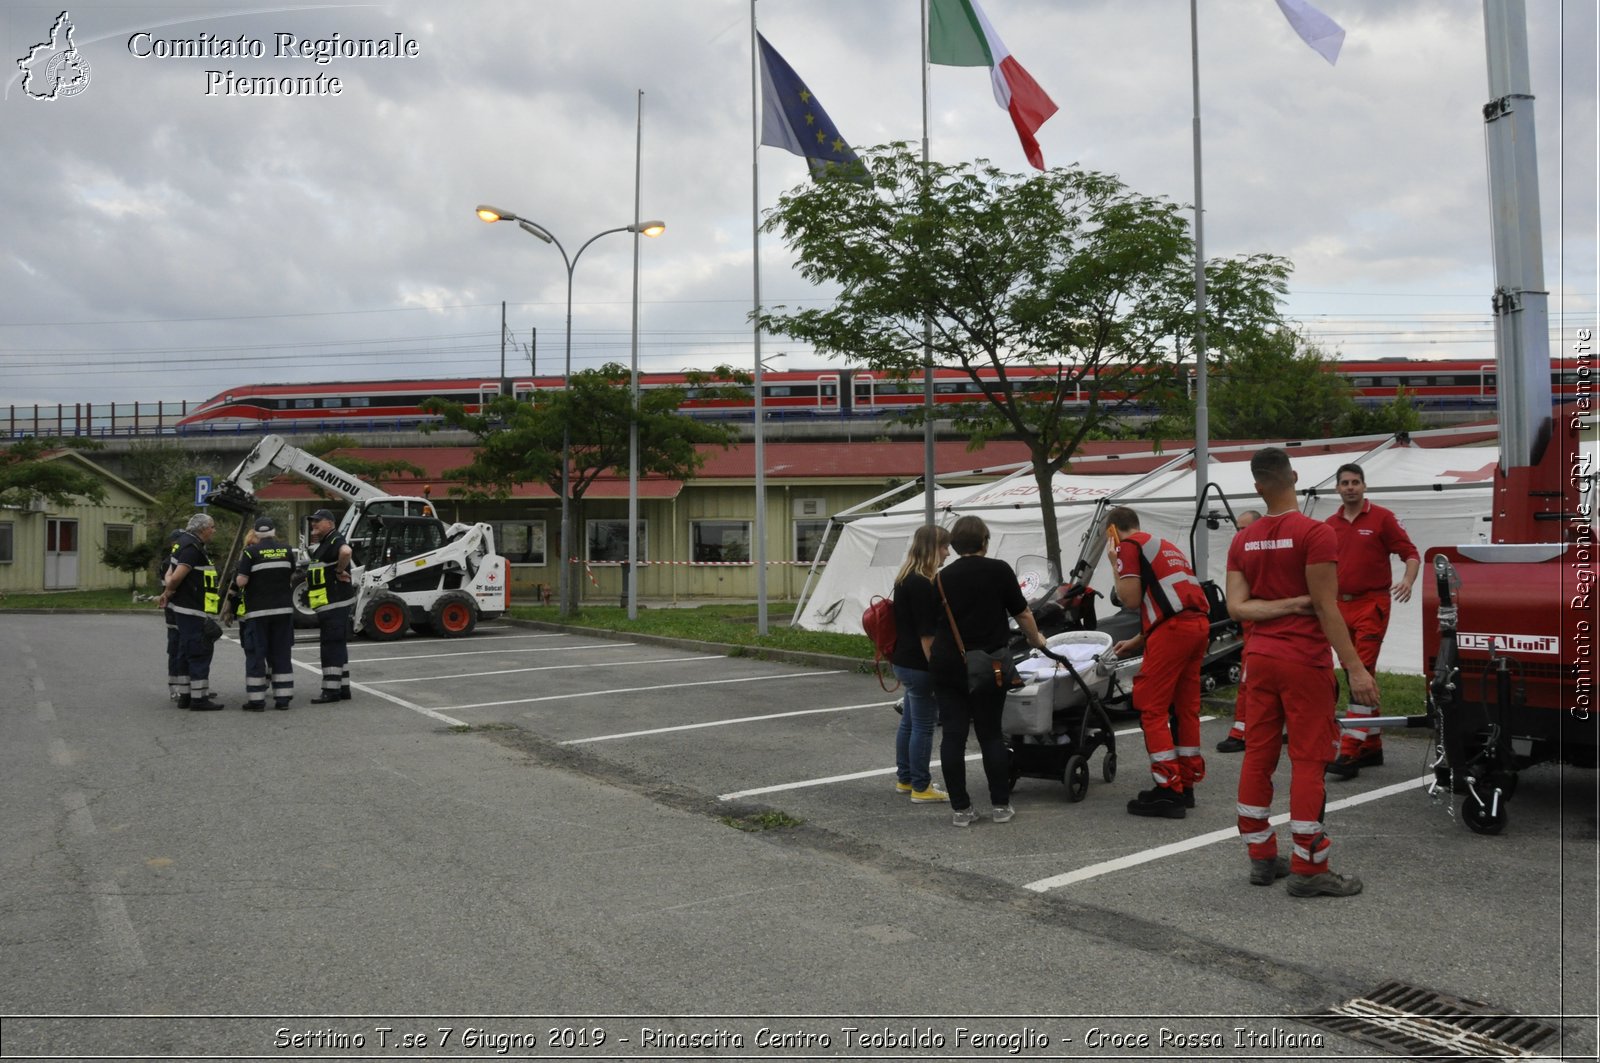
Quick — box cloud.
[0,0,1592,404]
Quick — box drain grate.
[1301,981,1561,1059]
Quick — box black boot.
[1127,786,1187,819]
[309,692,340,704]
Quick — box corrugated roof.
[248,430,1499,500]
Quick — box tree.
[1157,331,1424,440]
[760,144,1290,575]
[0,438,108,509]
[102,538,160,591]
[422,363,743,582]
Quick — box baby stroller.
[1002,630,1119,801]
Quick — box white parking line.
[565,701,897,746]
[369,655,723,685]
[721,754,981,800]
[347,643,629,664]
[442,670,842,712]
[1022,774,1433,893]
[717,717,1217,801]
[284,656,467,727]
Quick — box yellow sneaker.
[911,785,948,803]
[895,780,914,794]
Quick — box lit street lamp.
[476,204,665,616]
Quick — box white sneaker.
[991,804,1016,823]
[952,807,980,827]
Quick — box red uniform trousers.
[1132,610,1210,793]
[1335,591,1389,756]
[1226,675,1249,741]
[1235,654,1342,875]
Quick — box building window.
[0,522,12,563]
[105,525,134,553]
[794,519,831,564]
[691,520,750,563]
[494,520,547,565]
[587,520,647,563]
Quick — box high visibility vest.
[202,568,221,615]
[169,533,219,619]
[306,563,332,610]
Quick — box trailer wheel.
[429,591,478,638]
[1462,795,1507,835]
[361,593,408,641]
[1064,755,1089,802]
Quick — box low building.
[0,451,160,594]
[253,440,1044,603]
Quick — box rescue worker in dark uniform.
[156,513,224,711]
[157,528,185,702]
[225,528,261,705]
[234,518,299,710]
[306,508,354,703]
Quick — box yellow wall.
[452,481,884,604]
[0,485,154,593]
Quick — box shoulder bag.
[936,573,1023,695]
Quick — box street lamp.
[476,204,665,616]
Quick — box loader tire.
[429,591,478,638]
[289,574,319,629]
[361,593,409,641]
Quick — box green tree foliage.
[1159,332,1424,440]
[101,538,160,591]
[0,438,108,509]
[422,363,744,571]
[120,441,212,543]
[759,144,1290,572]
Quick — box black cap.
[309,509,336,523]
[253,517,276,534]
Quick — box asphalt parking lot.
[2,612,1595,1061]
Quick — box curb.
[500,616,873,675]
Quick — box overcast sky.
[1,0,1594,408]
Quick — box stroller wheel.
[1064,755,1090,802]
[1102,752,1118,784]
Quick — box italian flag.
[928,0,1058,170]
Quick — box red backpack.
[861,595,901,692]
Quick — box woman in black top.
[891,524,950,802]
[929,515,1048,826]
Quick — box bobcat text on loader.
[1414,0,1596,834]
[204,435,508,640]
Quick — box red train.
[175,358,1585,430]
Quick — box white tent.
[795,440,1502,675]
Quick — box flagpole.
[750,0,769,634]
[920,0,936,527]
[1189,0,1211,576]
[627,88,643,620]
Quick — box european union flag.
[757,33,865,183]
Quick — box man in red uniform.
[1216,509,1262,753]
[1324,462,1420,779]
[1227,447,1379,897]
[1106,506,1212,819]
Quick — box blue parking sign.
[195,475,213,507]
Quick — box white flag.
[1275,0,1345,65]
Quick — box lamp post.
[475,204,665,616]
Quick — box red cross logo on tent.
[1441,461,1497,483]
